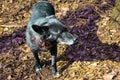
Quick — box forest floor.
[0,0,120,80]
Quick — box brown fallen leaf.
[0,64,2,68]
[103,70,118,80]
[7,75,12,80]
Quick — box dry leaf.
[7,75,12,80]
[103,71,118,80]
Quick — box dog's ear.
[32,25,49,34]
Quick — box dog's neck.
[34,15,55,26]
[46,15,55,19]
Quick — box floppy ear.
[32,25,49,34]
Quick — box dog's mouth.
[38,40,55,50]
[39,41,49,49]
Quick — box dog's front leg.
[50,44,60,76]
[31,49,41,71]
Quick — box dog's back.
[30,1,55,24]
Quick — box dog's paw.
[35,65,42,72]
[53,71,60,77]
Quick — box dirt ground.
[0,0,120,80]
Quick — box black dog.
[26,0,76,76]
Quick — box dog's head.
[32,19,77,45]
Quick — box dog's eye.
[43,34,50,39]
[47,34,50,37]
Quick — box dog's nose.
[73,38,79,45]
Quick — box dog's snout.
[73,38,78,45]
